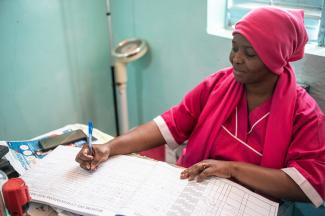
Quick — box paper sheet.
[22,146,278,216]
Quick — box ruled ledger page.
[22,146,278,216]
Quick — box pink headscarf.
[179,7,308,168]
[233,7,308,75]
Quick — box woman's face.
[229,34,274,84]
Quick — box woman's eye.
[245,48,256,57]
[232,47,238,52]
[246,52,256,57]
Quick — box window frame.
[225,0,324,45]
[207,0,325,54]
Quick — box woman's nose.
[233,51,244,64]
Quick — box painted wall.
[0,0,116,139]
[110,0,231,128]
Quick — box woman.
[76,7,325,207]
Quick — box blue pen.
[88,121,93,155]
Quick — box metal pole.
[105,0,120,135]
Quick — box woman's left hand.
[180,160,233,182]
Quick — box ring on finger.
[201,164,207,171]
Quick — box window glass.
[226,0,324,44]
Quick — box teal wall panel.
[0,0,116,139]
[111,0,231,128]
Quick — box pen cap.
[2,178,31,216]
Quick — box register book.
[22,146,278,216]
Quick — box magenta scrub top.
[154,69,325,207]
[155,7,325,207]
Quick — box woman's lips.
[234,70,244,75]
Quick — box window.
[208,0,325,46]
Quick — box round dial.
[113,38,148,63]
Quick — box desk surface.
[2,123,113,216]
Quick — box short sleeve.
[283,88,325,207]
[156,70,230,147]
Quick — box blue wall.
[0,0,116,139]
[110,0,231,128]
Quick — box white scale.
[112,39,148,134]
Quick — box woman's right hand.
[75,120,166,171]
[75,143,111,171]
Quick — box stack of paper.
[22,146,278,216]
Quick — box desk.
[2,124,113,216]
[2,124,282,216]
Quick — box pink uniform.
[154,68,325,207]
[155,7,325,207]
